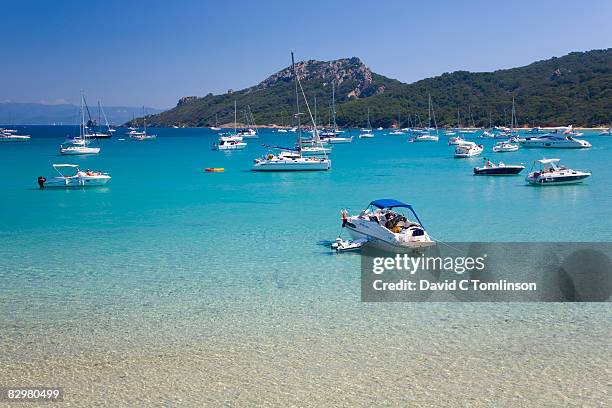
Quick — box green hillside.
[135,49,612,128]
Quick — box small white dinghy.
[330,237,368,252]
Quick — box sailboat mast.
[234,100,237,134]
[332,81,337,130]
[80,93,84,139]
[428,94,432,129]
[98,101,102,132]
[291,52,301,149]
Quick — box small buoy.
[204,167,224,172]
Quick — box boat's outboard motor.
[37,176,46,189]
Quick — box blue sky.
[2,0,611,108]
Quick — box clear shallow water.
[0,126,611,350]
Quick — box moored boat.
[473,159,524,175]
[525,158,591,185]
[493,141,519,152]
[341,199,435,252]
[38,164,111,188]
[454,141,483,158]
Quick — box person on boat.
[37,176,46,189]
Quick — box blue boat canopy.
[369,199,426,229]
[370,198,412,209]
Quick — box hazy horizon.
[3,0,611,107]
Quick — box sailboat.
[130,107,157,141]
[321,81,352,144]
[359,108,374,138]
[411,94,439,142]
[236,106,258,138]
[252,52,331,171]
[89,101,112,138]
[60,94,101,155]
[389,113,405,135]
[210,114,221,131]
[213,101,247,150]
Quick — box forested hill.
[135,49,611,128]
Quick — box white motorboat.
[213,138,247,150]
[412,134,439,142]
[481,130,494,138]
[300,145,332,156]
[598,127,611,136]
[525,158,591,185]
[448,136,468,145]
[473,159,524,175]
[341,199,435,252]
[252,52,331,172]
[519,133,591,148]
[38,164,111,188]
[330,237,368,252]
[454,141,483,158]
[237,128,258,138]
[218,134,243,142]
[389,130,405,135]
[0,132,31,142]
[326,135,353,144]
[493,141,519,152]
[276,128,288,133]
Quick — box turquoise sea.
[1,126,611,404]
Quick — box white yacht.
[60,94,101,155]
[359,108,375,138]
[60,144,100,155]
[454,141,483,158]
[412,134,439,142]
[300,145,332,156]
[448,136,468,145]
[252,52,331,172]
[38,164,111,188]
[526,158,591,185]
[519,130,591,149]
[326,135,353,144]
[213,138,247,150]
[411,95,439,142]
[237,128,257,138]
[322,80,352,144]
[493,141,519,152]
[598,128,611,136]
[0,129,31,142]
[341,199,435,252]
[129,108,157,141]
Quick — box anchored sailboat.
[252,52,331,171]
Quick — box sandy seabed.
[1,303,610,407]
